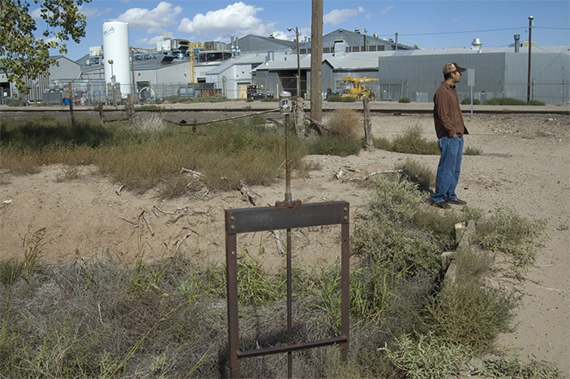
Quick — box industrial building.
[1,27,568,105]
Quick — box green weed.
[473,207,547,267]
[374,125,439,155]
[379,332,472,378]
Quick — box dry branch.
[272,230,285,255]
[239,180,259,206]
[119,216,138,226]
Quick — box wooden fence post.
[363,96,374,151]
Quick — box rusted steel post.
[341,220,350,361]
[225,220,240,378]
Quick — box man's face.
[450,70,462,84]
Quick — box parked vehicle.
[341,77,378,100]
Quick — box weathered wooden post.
[363,95,374,151]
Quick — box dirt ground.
[0,109,569,375]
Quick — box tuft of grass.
[426,281,518,356]
[391,125,439,155]
[308,135,362,157]
[307,109,364,157]
[395,158,434,193]
[351,175,465,276]
[461,98,481,105]
[465,145,483,155]
[237,251,286,307]
[325,109,362,139]
[1,116,305,194]
[379,332,472,378]
[374,125,439,155]
[326,95,357,102]
[398,97,411,103]
[473,207,547,268]
[425,245,518,357]
[482,354,563,378]
[482,97,545,106]
[55,165,81,182]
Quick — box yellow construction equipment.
[340,77,378,100]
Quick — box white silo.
[102,21,131,98]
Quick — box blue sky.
[35,0,570,60]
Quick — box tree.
[0,0,91,93]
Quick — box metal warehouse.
[253,45,569,105]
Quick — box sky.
[34,0,570,60]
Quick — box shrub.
[461,98,481,105]
[426,248,517,356]
[426,280,518,355]
[483,97,526,106]
[380,332,472,378]
[390,125,439,155]
[473,207,546,268]
[395,158,434,193]
[464,146,483,155]
[398,97,411,103]
[308,134,362,157]
[326,95,356,102]
[527,100,546,106]
[0,116,305,193]
[351,175,463,276]
[325,109,361,139]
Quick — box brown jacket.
[433,82,468,139]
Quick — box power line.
[398,27,525,37]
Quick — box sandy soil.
[0,110,568,375]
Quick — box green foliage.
[0,0,91,92]
[167,94,229,103]
[398,97,411,103]
[326,109,361,139]
[482,97,545,106]
[237,251,285,307]
[461,98,481,105]
[312,108,364,156]
[426,249,518,355]
[473,207,547,267]
[464,145,483,155]
[134,104,164,111]
[374,125,439,155]
[351,176,464,276]
[349,264,408,322]
[527,100,546,106]
[326,95,357,102]
[0,116,306,194]
[395,158,434,192]
[0,118,112,150]
[482,354,563,378]
[308,134,362,157]
[380,332,472,378]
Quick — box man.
[431,62,469,209]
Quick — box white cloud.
[78,6,110,19]
[135,35,165,48]
[117,2,182,33]
[324,7,364,26]
[178,2,269,38]
[381,6,395,16]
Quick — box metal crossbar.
[225,201,350,378]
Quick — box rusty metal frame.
[225,201,350,378]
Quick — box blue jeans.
[432,136,464,203]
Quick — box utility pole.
[527,15,533,102]
[310,0,323,123]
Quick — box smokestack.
[514,34,520,52]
